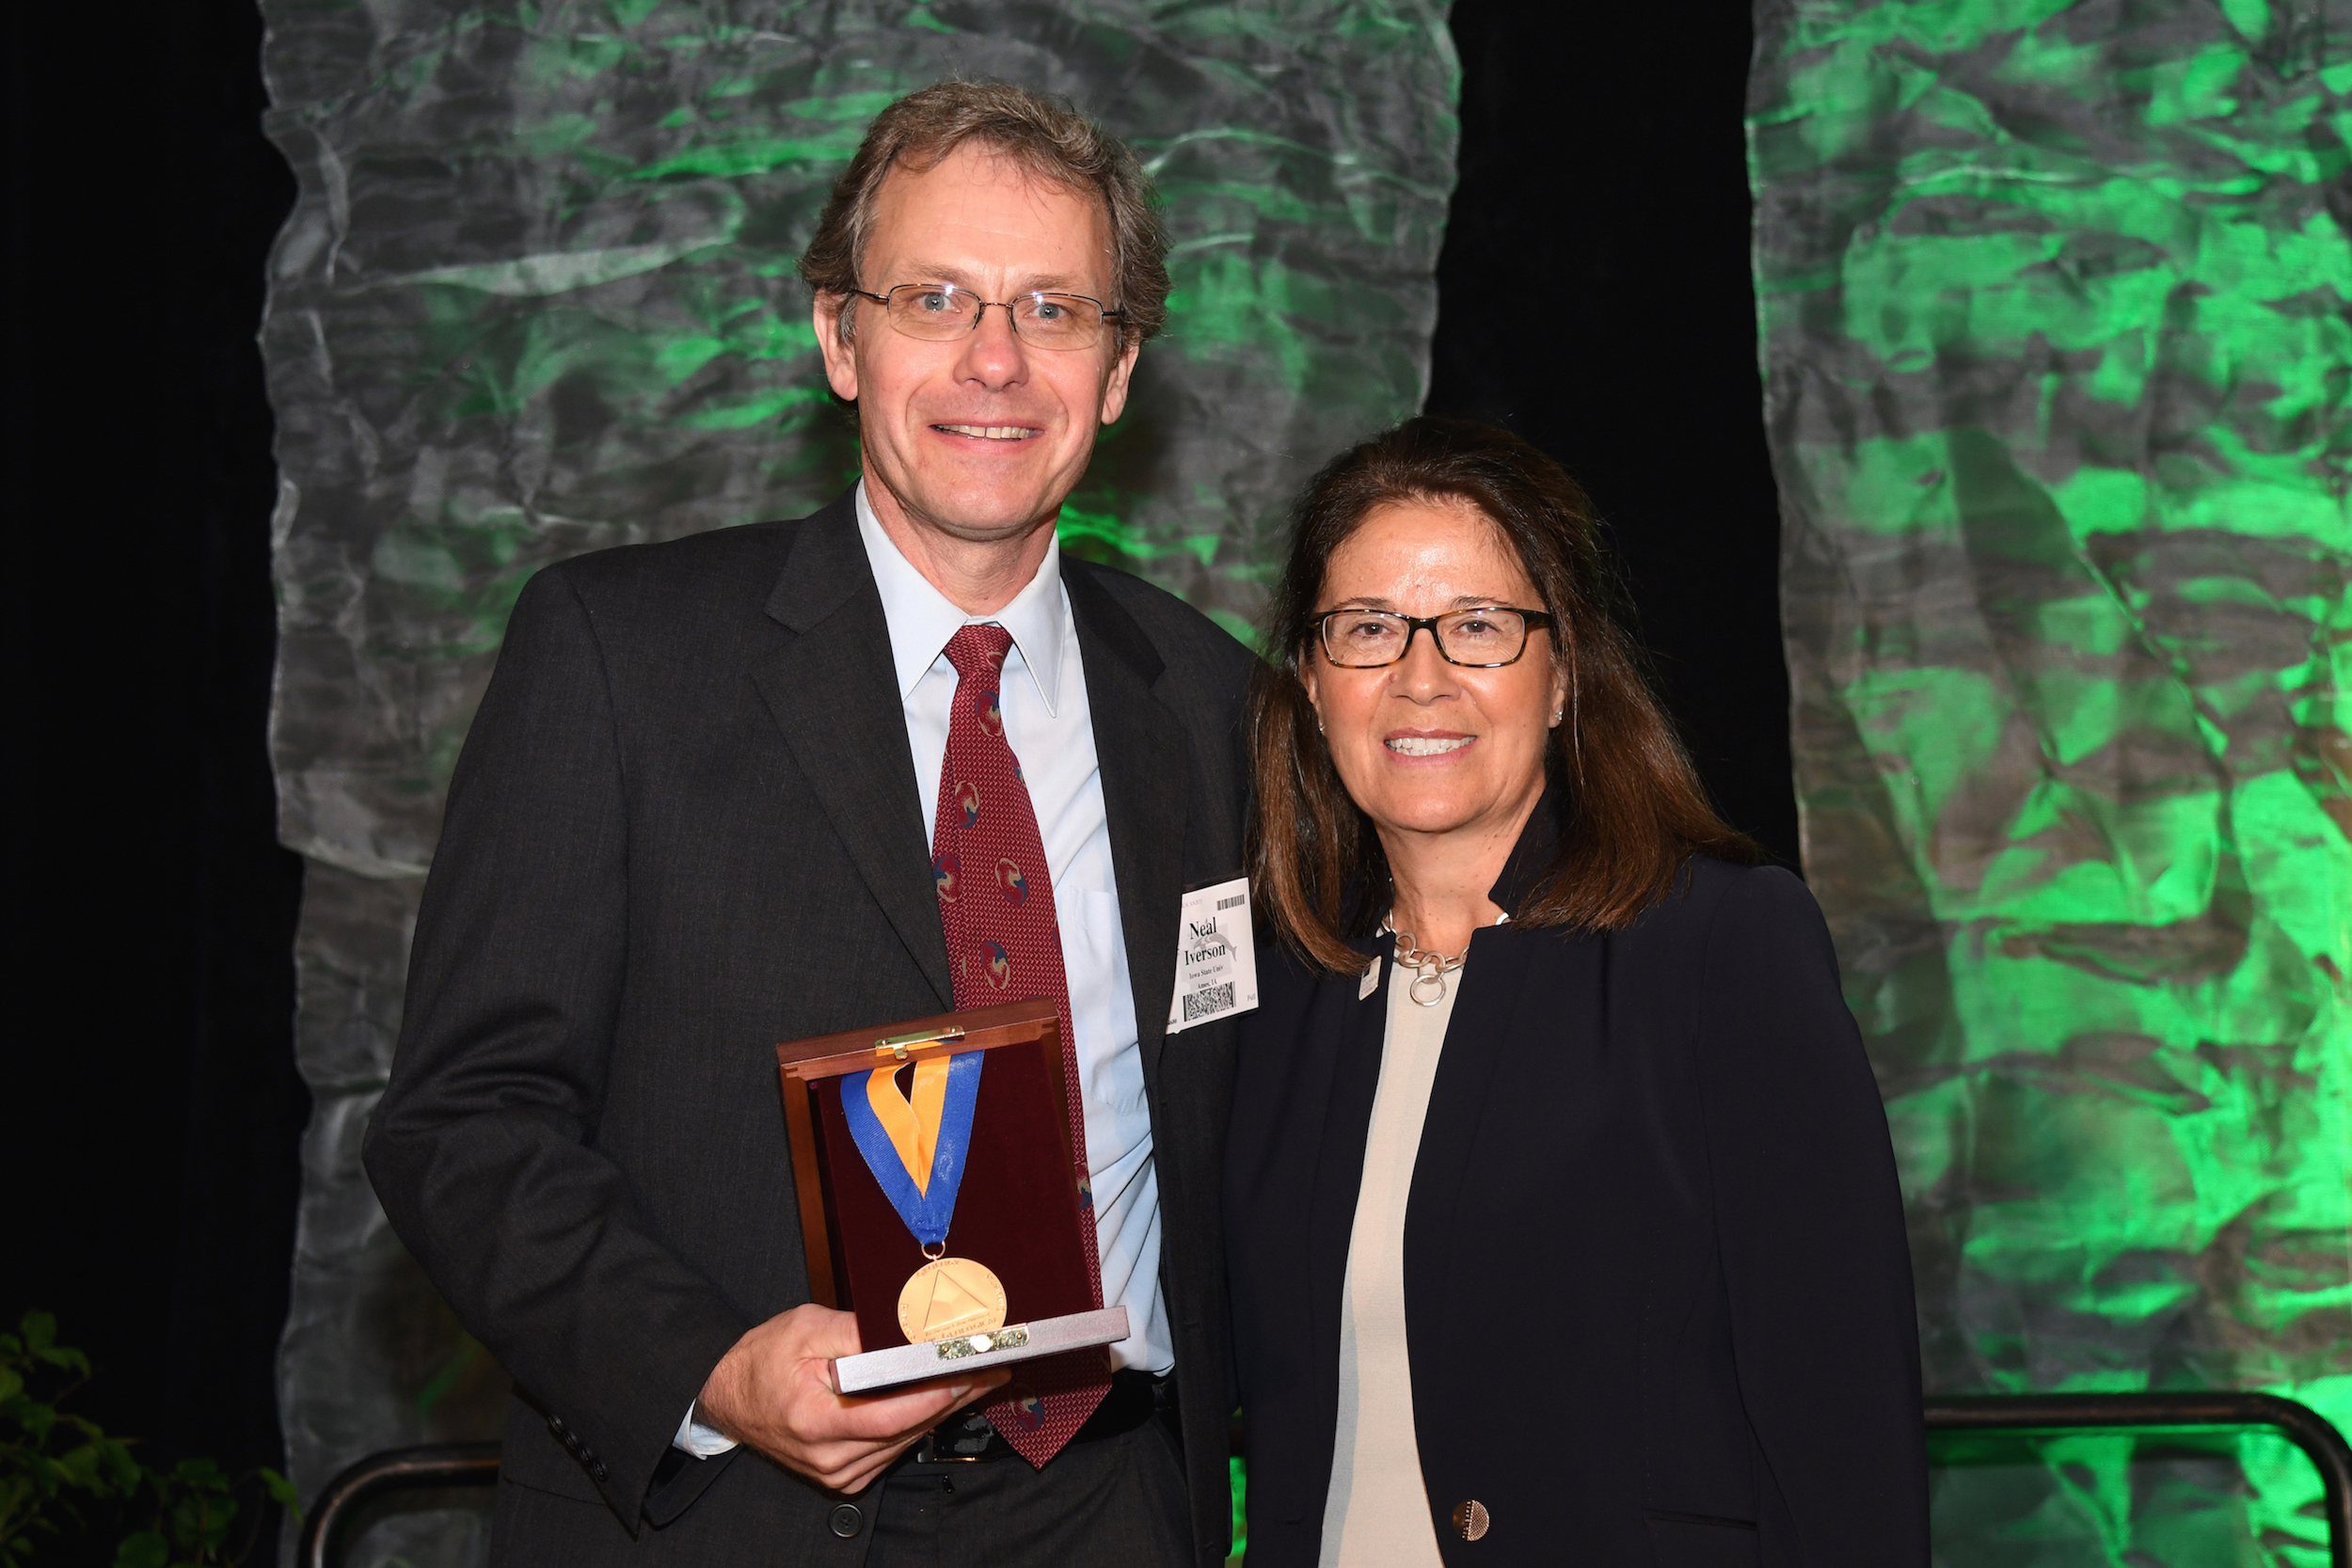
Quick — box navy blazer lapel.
[1403,924,1555,1275]
[751,494,952,1007]
[1063,562,1189,1085]
[1402,788,1573,1275]
[1306,937,1390,1419]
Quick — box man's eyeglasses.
[850,283,1123,351]
[1313,607,1553,669]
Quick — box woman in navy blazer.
[1226,418,1926,1568]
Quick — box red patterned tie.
[930,624,1111,1465]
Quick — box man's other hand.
[695,1305,1009,1493]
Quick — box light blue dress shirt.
[676,485,1172,1456]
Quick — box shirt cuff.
[672,1401,740,1458]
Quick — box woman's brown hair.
[1248,416,1755,974]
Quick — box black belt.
[909,1368,1174,1464]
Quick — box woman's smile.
[1383,731,1475,758]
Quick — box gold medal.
[897,1255,1008,1343]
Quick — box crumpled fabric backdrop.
[258,0,1457,1556]
[1751,0,2352,1562]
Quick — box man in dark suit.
[363,80,1255,1567]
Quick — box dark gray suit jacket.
[364,491,1256,1565]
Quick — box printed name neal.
[1183,917,1232,968]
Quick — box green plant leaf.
[100,1440,142,1491]
[2,1311,281,1567]
[166,1486,235,1554]
[55,1443,107,1490]
[259,1467,301,1517]
[170,1457,228,1489]
[113,1530,167,1568]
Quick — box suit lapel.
[1062,563,1189,1088]
[1307,939,1391,1400]
[751,495,952,1007]
[1402,924,1573,1294]
[1406,796,1580,1270]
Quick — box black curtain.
[0,0,305,1540]
[1428,0,1798,868]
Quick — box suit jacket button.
[1451,1499,1490,1541]
[590,1459,609,1482]
[829,1502,863,1538]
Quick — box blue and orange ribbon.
[838,1050,983,1247]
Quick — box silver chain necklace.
[1380,915,1470,1007]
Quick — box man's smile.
[933,423,1041,440]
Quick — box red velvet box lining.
[805,1035,1095,1355]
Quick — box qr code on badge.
[1182,983,1236,1022]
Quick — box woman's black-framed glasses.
[850,283,1123,351]
[1313,607,1553,669]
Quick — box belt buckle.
[914,1430,992,1464]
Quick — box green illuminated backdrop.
[1751,0,2351,1560]
[259,0,1458,1542]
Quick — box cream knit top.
[1316,955,1461,1567]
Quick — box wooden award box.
[773,998,1129,1393]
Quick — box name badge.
[1167,876,1259,1035]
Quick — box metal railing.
[1924,1392,2351,1568]
[297,1441,500,1568]
[299,1394,2352,1568]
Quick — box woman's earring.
[1551,707,1565,726]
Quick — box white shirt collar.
[854,480,1067,714]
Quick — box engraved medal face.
[897,1257,1008,1343]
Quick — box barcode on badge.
[1181,983,1236,1022]
[1216,894,1247,911]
